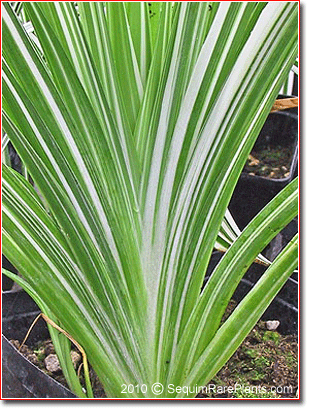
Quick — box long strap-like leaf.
[106,2,143,132]
[125,2,152,86]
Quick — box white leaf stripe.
[2,133,10,153]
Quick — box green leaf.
[106,2,143,132]
[125,2,152,86]
[2,1,298,398]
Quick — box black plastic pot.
[227,96,298,313]
[205,251,298,335]
[2,290,77,399]
[229,96,298,231]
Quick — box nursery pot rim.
[2,290,77,399]
[1,333,77,399]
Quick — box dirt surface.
[9,338,106,398]
[197,300,298,398]
[197,325,298,398]
[10,300,298,399]
[244,146,293,179]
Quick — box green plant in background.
[2,2,298,398]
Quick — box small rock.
[71,350,81,369]
[27,353,39,366]
[20,345,32,356]
[10,339,21,349]
[44,353,61,373]
[266,320,280,331]
[10,340,32,355]
[248,154,259,166]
